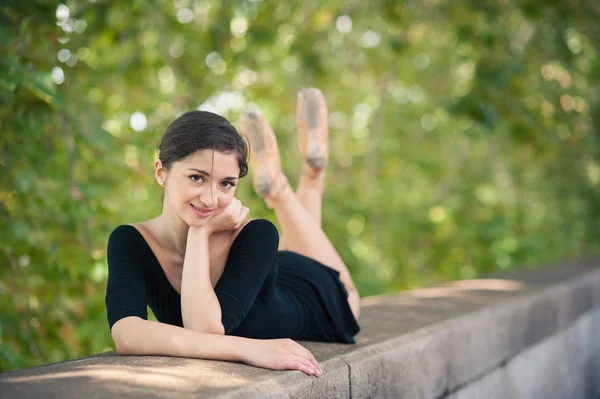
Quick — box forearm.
[181,227,224,334]
[112,316,246,361]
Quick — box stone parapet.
[1,259,599,398]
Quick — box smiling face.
[156,149,240,227]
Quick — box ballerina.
[105,88,360,377]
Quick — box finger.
[295,346,321,373]
[307,354,322,374]
[293,359,319,377]
[235,214,248,230]
[235,204,248,221]
[291,356,319,376]
[240,206,250,220]
[225,197,237,210]
[297,358,321,377]
[231,198,241,215]
[280,360,314,376]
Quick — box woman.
[105,88,360,377]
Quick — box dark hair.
[158,110,248,177]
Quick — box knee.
[348,291,360,322]
[340,274,358,294]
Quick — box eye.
[189,175,205,183]
[221,181,236,189]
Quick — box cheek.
[218,193,235,208]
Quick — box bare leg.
[296,165,326,225]
[269,174,360,320]
[279,159,325,251]
[240,99,360,321]
[280,88,329,248]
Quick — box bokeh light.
[230,17,248,37]
[51,67,64,84]
[336,15,352,33]
[129,112,148,132]
[360,31,381,48]
[56,4,69,21]
[177,8,194,24]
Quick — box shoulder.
[228,219,279,250]
[235,218,278,239]
[244,218,276,230]
[106,224,153,277]
[108,224,141,243]
[107,224,148,255]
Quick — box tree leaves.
[1,0,600,372]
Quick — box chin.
[181,212,206,228]
[186,218,207,228]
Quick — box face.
[156,150,240,227]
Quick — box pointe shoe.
[296,88,329,173]
[240,109,285,202]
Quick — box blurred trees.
[1,0,599,371]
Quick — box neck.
[156,208,189,256]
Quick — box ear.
[155,159,167,187]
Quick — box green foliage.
[2,0,600,371]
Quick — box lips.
[191,204,212,212]
[190,204,213,218]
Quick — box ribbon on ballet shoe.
[298,162,326,193]
[263,173,294,209]
[240,109,283,199]
[297,88,329,172]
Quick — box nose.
[200,188,219,209]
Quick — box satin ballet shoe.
[240,109,283,200]
[262,173,294,209]
[296,88,329,173]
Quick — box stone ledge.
[1,258,599,398]
[448,308,600,399]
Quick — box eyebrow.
[187,168,239,180]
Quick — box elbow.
[185,321,225,335]
[182,310,225,335]
[115,340,130,356]
[111,317,137,355]
[199,323,225,335]
[112,333,131,355]
[213,323,225,335]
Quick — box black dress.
[105,219,360,343]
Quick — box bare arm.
[180,198,249,334]
[111,316,323,377]
[180,226,225,334]
[112,316,238,359]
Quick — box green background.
[2,0,600,371]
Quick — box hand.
[241,338,322,377]
[205,197,249,235]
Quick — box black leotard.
[105,219,360,343]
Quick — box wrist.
[231,337,253,363]
[187,225,212,239]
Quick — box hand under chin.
[185,214,209,228]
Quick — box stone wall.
[1,259,599,398]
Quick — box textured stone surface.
[0,347,353,399]
[1,259,599,399]
[449,308,600,399]
[585,350,600,399]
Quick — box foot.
[240,109,290,207]
[298,162,326,193]
[296,88,329,173]
[263,173,294,209]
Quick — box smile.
[190,204,213,218]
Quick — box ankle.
[299,163,326,191]
[264,174,293,209]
